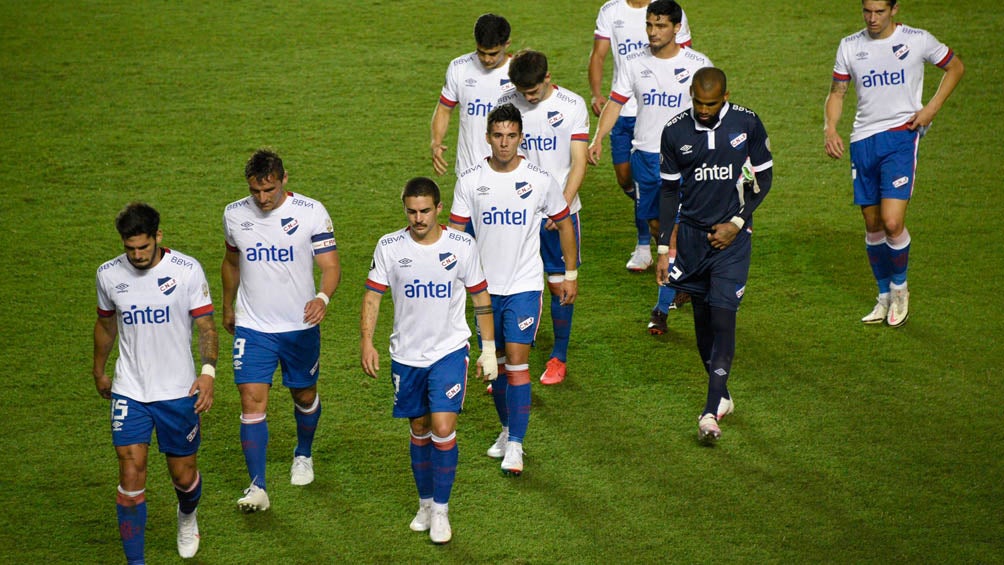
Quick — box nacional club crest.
[547,111,564,128]
[439,252,458,271]
[281,217,299,235]
[729,132,748,149]
[158,277,177,295]
[892,44,910,60]
[674,68,691,83]
[515,181,533,200]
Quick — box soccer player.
[824,0,964,327]
[360,177,499,544]
[588,0,691,272]
[430,13,515,177]
[221,148,341,512]
[93,202,217,562]
[501,49,589,385]
[587,0,710,335]
[656,67,773,443]
[449,103,579,476]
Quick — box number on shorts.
[111,398,128,420]
[233,337,246,359]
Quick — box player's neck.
[627,0,650,9]
[650,41,680,60]
[868,25,896,40]
[410,224,443,245]
[488,155,522,173]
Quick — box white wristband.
[729,216,745,230]
[564,269,578,281]
[315,292,330,306]
[657,245,670,255]
[481,342,496,356]
[201,364,216,379]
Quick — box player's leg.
[283,325,322,485]
[155,395,203,558]
[611,116,650,270]
[851,137,894,323]
[487,294,509,457]
[389,360,435,533]
[498,291,541,476]
[233,327,275,511]
[110,395,151,565]
[878,129,918,327]
[540,214,581,385]
[627,149,658,273]
[424,346,466,544]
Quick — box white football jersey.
[450,158,570,295]
[365,226,487,368]
[594,0,692,118]
[440,52,517,174]
[610,47,712,153]
[498,85,590,213]
[96,248,214,403]
[833,24,953,142]
[223,192,337,333]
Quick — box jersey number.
[233,338,246,359]
[111,398,128,420]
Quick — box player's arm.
[656,178,682,285]
[220,247,241,335]
[92,314,117,399]
[470,290,498,382]
[304,249,341,326]
[824,79,849,159]
[588,94,625,165]
[359,289,383,379]
[565,140,589,205]
[588,37,612,116]
[555,217,579,305]
[430,102,454,176]
[190,313,218,414]
[912,54,964,130]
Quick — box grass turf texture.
[1,0,1001,562]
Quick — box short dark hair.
[508,49,548,89]
[647,0,683,24]
[115,202,160,239]
[402,177,441,206]
[693,67,728,96]
[245,148,285,182]
[474,13,510,48]
[864,0,897,6]
[486,102,523,133]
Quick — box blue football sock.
[240,415,268,489]
[491,376,509,427]
[410,431,433,500]
[174,473,202,515]
[866,236,892,295]
[703,306,736,416]
[506,380,532,443]
[116,487,146,565]
[655,284,677,314]
[294,396,321,458]
[887,229,910,286]
[550,294,572,362]
[636,215,650,245]
[431,432,458,505]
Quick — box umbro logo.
[398,258,413,267]
[680,144,693,155]
[476,185,491,195]
[115,283,129,293]
[640,69,654,78]
[465,78,477,87]
[855,51,870,60]
[240,221,254,231]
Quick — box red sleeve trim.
[466,280,488,294]
[935,49,954,68]
[571,133,590,142]
[549,206,571,222]
[609,91,630,105]
[832,72,851,82]
[439,95,458,108]
[225,242,239,252]
[97,308,115,318]
[190,304,214,318]
[449,213,470,225]
[365,280,388,294]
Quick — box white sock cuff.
[118,485,145,497]
[411,430,433,441]
[504,363,529,372]
[865,231,886,245]
[431,431,456,444]
[295,395,320,414]
[173,472,201,492]
[887,228,911,249]
[240,413,266,424]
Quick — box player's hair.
[864,0,897,6]
[486,102,523,133]
[693,67,728,96]
[245,148,285,182]
[474,13,510,48]
[115,202,160,239]
[508,49,548,89]
[402,177,441,206]
[647,0,683,24]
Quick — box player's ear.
[155,230,163,245]
[723,91,730,102]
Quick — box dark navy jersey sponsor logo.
[515,181,533,199]
[246,242,294,262]
[467,97,494,117]
[892,44,910,60]
[693,163,734,182]
[482,206,528,225]
[861,68,905,88]
[440,252,458,271]
[158,277,177,295]
[404,279,453,299]
[122,304,171,325]
[547,111,564,128]
[282,217,299,235]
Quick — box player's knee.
[290,386,317,408]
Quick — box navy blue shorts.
[610,115,636,165]
[540,213,582,274]
[232,325,321,389]
[491,291,543,347]
[850,129,919,206]
[111,393,201,456]
[390,345,469,418]
[630,150,661,221]
[668,222,752,311]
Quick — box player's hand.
[587,141,603,166]
[361,342,380,378]
[189,374,214,414]
[708,222,740,250]
[590,95,607,117]
[544,219,558,231]
[94,372,112,400]
[656,253,671,286]
[824,129,844,159]
[560,279,578,305]
[477,343,498,381]
[431,143,449,176]
[222,306,236,335]
[909,107,936,131]
[303,297,328,326]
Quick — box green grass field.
[2,1,1002,563]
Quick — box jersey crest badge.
[281,217,299,235]
[547,111,565,128]
[729,133,748,149]
[158,277,178,296]
[515,181,533,199]
[892,44,910,60]
[440,252,458,271]
[674,68,691,83]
